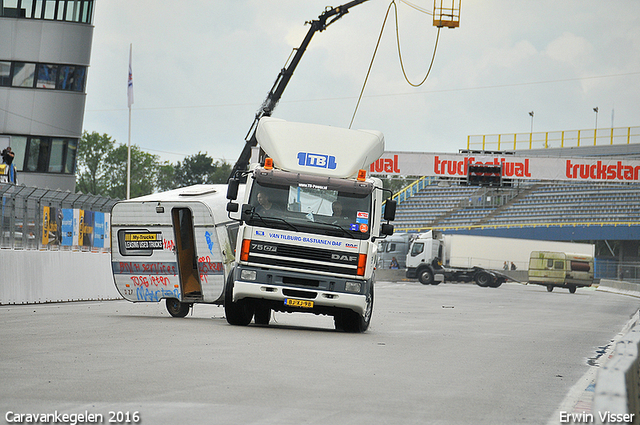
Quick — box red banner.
[369,152,640,183]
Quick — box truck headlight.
[241,270,257,281]
[345,281,361,293]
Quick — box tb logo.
[297,152,337,170]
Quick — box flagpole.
[127,43,133,199]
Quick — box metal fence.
[0,182,118,251]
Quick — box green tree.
[159,152,231,191]
[103,144,160,199]
[76,131,115,195]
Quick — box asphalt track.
[1,281,638,425]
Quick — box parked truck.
[405,231,594,288]
[111,118,396,332]
[377,233,413,269]
[528,251,595,293]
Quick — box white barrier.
[0,249,120,304]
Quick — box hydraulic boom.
[229,0,370,180]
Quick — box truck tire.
[568,285,577,294]
[475,272,493,288]
[418,268,434,285]
[335,284,373,333]
[547,285,554,292]
[489,278,504,288]
[254,304,271,325]
[166,298,191,318]
[224,277,254,326]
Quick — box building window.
[49,138,65,172]
[64,139,77,173]
[9,136,27,172]
[12,62,36,87]
[37,63,58,89]
[0,60,86,92]
[3,135,77,174]
[24,137,52,172]
[0,61,11,86]
[0,0,94,24]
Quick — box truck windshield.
[247,168,374,240]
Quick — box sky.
[83,0,640,165]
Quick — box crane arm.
[229,0,370,180]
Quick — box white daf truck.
[111,118,396,332]
[225,117,395,332]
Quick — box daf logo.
[332,253,357,262]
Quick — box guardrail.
[0,182,118,252]
[391,176,435,205]
[467,126,640,151]
[594,308,640,424]
[394,220,640,235]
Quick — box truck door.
[172,208,202,298]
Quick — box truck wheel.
[475,272,493,288]
[254,304,271,325]
[418,268,434,285]
[166,298,191,317]
[336,284,373,333]
[224,278,254,326]
[489,278,504,288]
[547,285,554,292]
[568,285,577,294]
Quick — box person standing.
[1,146,16,183]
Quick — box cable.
[350,0,441,127]
[398,0,432,15]
[395,6,441,87]
[349,1,394,128]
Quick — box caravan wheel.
[166,298,191,318]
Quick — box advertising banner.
[61,208,73,246]
[93,211,105,248]
[370,152,640,183]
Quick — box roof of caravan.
[256,117,384,179]
[120,184,242,223]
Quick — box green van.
[528,251,594,294]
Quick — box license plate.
[284,298,314,309]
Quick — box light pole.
[529,111,534,133]
[593,107,599,146]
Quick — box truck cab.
[226,117,395,332]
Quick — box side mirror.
[227,179,239,200]
[381,223,394,236]
[383,199,396,221]
[240,204,254,222]
[226,202,239,213]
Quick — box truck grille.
[246,240,359,276]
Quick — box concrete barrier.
[0,249,120,304]
[593,312,640,424]
[597,279,640,298]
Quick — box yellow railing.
[467,126,639,151]
[394,221,640,234]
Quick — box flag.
[127,44,134,108]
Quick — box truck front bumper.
[232,280,368,316]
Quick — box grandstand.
[388,141,640,282]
